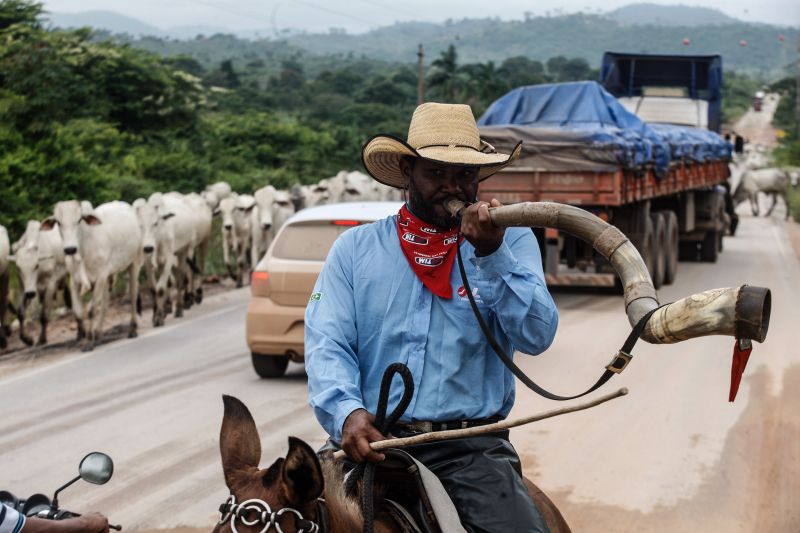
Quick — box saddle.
[345,449,466,533]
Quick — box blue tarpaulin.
[477,81,730,176]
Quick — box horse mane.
[320,458,363,531]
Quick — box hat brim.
[361,134,522,189]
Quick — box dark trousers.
[321,430,549,533]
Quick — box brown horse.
[214,395,571,532]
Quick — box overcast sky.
[42,1,800,33]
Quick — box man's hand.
[76,513,109,533]
[461,198,505,256]
[341,409,386,463]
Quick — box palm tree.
[461,61,508,111]
[427,44,468,102]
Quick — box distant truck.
[476,52,734,290]
[752,90,765,112]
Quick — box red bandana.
[396,204,461,298]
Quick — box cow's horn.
[445,200,771,344]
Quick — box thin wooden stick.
[333,388,628,460]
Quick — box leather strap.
[456,241,662,401]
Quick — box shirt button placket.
[405,282,429,415]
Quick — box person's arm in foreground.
[461,199,559,355]
[304,232,386,462]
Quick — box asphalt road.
[1,213,797,533]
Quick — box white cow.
[183,192,214,304]
[325,172,347,203]
[161,192,204,316]
[219,193,255,287]
[10,220,68,346]
[0,225,9,350]
[204,181,232,205]
[42,200,144,351]
[250,186,295,266]
[733,167,791,219]
[135,197,176,327]
[294,184,330,209]
[340,171,376,202]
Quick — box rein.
[345,363,415,533]
[455,236,663,401]
[217,494,328,533]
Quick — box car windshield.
[271,222,362,260]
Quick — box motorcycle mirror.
[78,452,114,485]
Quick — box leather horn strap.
[456,240,662,401]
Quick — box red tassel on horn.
[729,339,753,402]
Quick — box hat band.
[416,140,498,154]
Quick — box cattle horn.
[445,200,771,344]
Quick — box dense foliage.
[769,78,799,166]
[0,0,768,236]
[767,77,799,221]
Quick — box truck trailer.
[477,53,733,289]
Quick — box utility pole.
[417,43,425,105]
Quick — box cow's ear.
[213,208,221,217]
[162,212,176,220]
[244,204,256,214]
[40,217,57,231]
[82,214,102,226]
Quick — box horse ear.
[220,395,262,488]
[280,437,324,507]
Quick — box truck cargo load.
[478,81,730,178]
[476,61,734,290]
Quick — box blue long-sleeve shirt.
[305,215,559,441]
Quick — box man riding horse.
[305,102,559,532]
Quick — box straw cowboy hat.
[361,102,522,189]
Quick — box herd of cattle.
[0,170,401,352]
[0,152,795,353]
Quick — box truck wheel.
[649,213,666,290]
[661,211,679,285]
[700,230,719,263]
[251,353,289,378]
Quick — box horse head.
[213,395,325,533]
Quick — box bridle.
[218,495,326,533]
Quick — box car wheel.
[251,353,289,378]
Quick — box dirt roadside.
[786,219,800,263]
[0,278,236,379]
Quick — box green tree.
[498,56,549,88]
[0,0,40,30]
[427,44,468,102]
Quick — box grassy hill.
[48,5,797,76]
[283,14,796,76]
[607,3,738,26]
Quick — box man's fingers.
[356,437,385,463]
